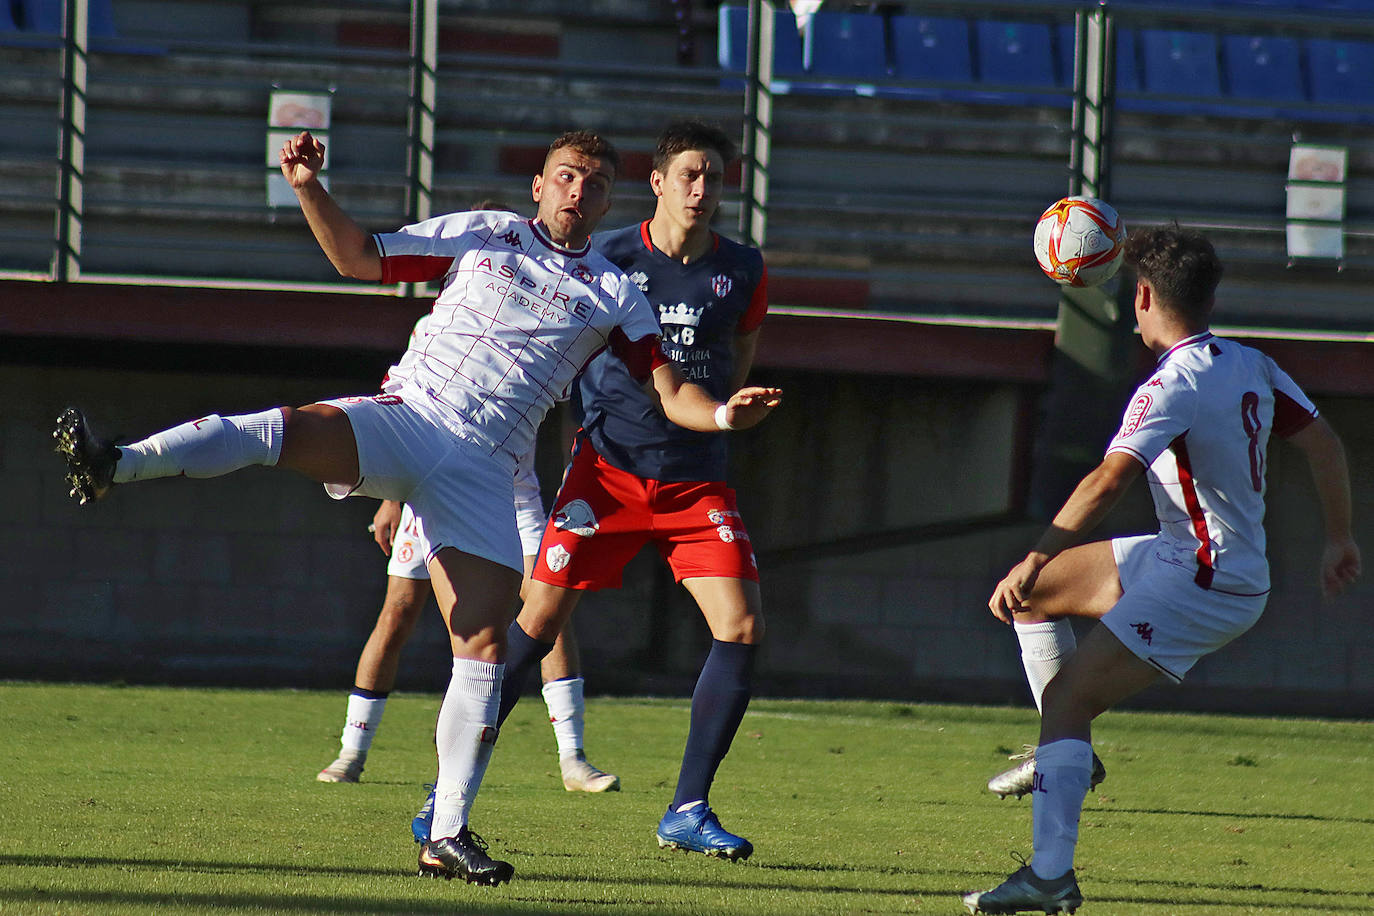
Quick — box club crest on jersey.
[553,499,600,537]
[711,273,732,297]
[571,264,594,283]
[499,229,523,250]
[629,270,650,292]
[660,302,704,328]
[1120,393,1153,437]
[544,543,571,573]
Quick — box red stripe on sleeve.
[379,254,453,285]
[739,262,769,333]
[1272,389,1318,439]
[609,329,664,383]
[1170,434,1214,589]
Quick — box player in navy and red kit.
[491,121,769,860]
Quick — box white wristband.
[714,403,735,431]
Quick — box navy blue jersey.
[579,221,768,482]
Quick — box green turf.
[1,683,1370,915]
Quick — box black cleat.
[417,828,514,886]
[53,407,120,505]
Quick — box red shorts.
[532,441,758,590]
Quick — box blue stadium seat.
[18,0,117,37]
[1055,23,1140,94]
[1306,38,1374,115]
[0,2,17,31]
[805,11,887,82]
[1132,29,1228,115]
[889,15,970,81]
[717,3,806,89]
[1222,35,1303,102]
[976,20,1055,86]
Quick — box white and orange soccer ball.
[1033,196,1127,288]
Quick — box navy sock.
[671,639,757,811]
[497,621,556,726]
[350,686,388,700]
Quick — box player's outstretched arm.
[1288,418,1362,597]
[647,363,782,432]
[988,452,1143,623]
[279,130,382,282]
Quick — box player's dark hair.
[653,120,737,173]
[1124,223,1223,323]
[546,130,620,178]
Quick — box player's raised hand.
[280,130,326,188]
[988,555,1043,624]
[1319,536,1361,599]
[720,386,782,431]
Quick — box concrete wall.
[3,357,1369,716]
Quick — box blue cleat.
[410,784,435,843]
[655,804,753,861]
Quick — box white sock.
[541,676,586,759]
[1030,737,1093,880]
[112,408,284,483]
[430,657,502,841]
[340,692,387,754]
[1015,619,1076,713]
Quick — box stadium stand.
[716,3,806,88]
[17,0,117,37]
[1306,37,1374,113]
[801,10,887,94]
[973,19,1061,106]
[887,14,971,86]
[1223,34,1304,103]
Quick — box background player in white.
[319,318,618,794]
[54,127,781,887]
[963,225,1360,915]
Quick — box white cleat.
[317,753,365,783]
[987,746,1106,800]
[560,751,620,793]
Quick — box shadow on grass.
[1099,806,1374,826]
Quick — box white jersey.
[376,210,663,461]
[1106,332,1318,595]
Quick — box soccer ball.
[1033,196,1127,288]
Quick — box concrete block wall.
[2,360,1369,716]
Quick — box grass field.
[1,682,1371,915]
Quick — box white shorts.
[1103,534,1268,683]
[320,392,522,572]
[387,472,548,580]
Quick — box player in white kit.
[963,225,1360,914]
[54,128,781,887]
[318,316,618,795]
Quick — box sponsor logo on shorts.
[717,525,750,544]
[707,508,741,525]
[1131,621,1154,644]
[1119,393,1152,437]
[553,499,599,537]
[544,543,571,573]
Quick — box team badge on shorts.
[553,499,600,537]
[545,543,571,573]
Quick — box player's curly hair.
[546,130,621,177]
[1124,223,1223,323]
[653,120,738,173]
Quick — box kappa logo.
[1146,377,1164,388]
[553,499,600,537]
[571,264,594,283]
[711,273,732,297]
[1131,621,1154,644]
[544,543,571,573]
[499,230,523,250]
[629,270,649,292]
[1120,393,1153,437]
